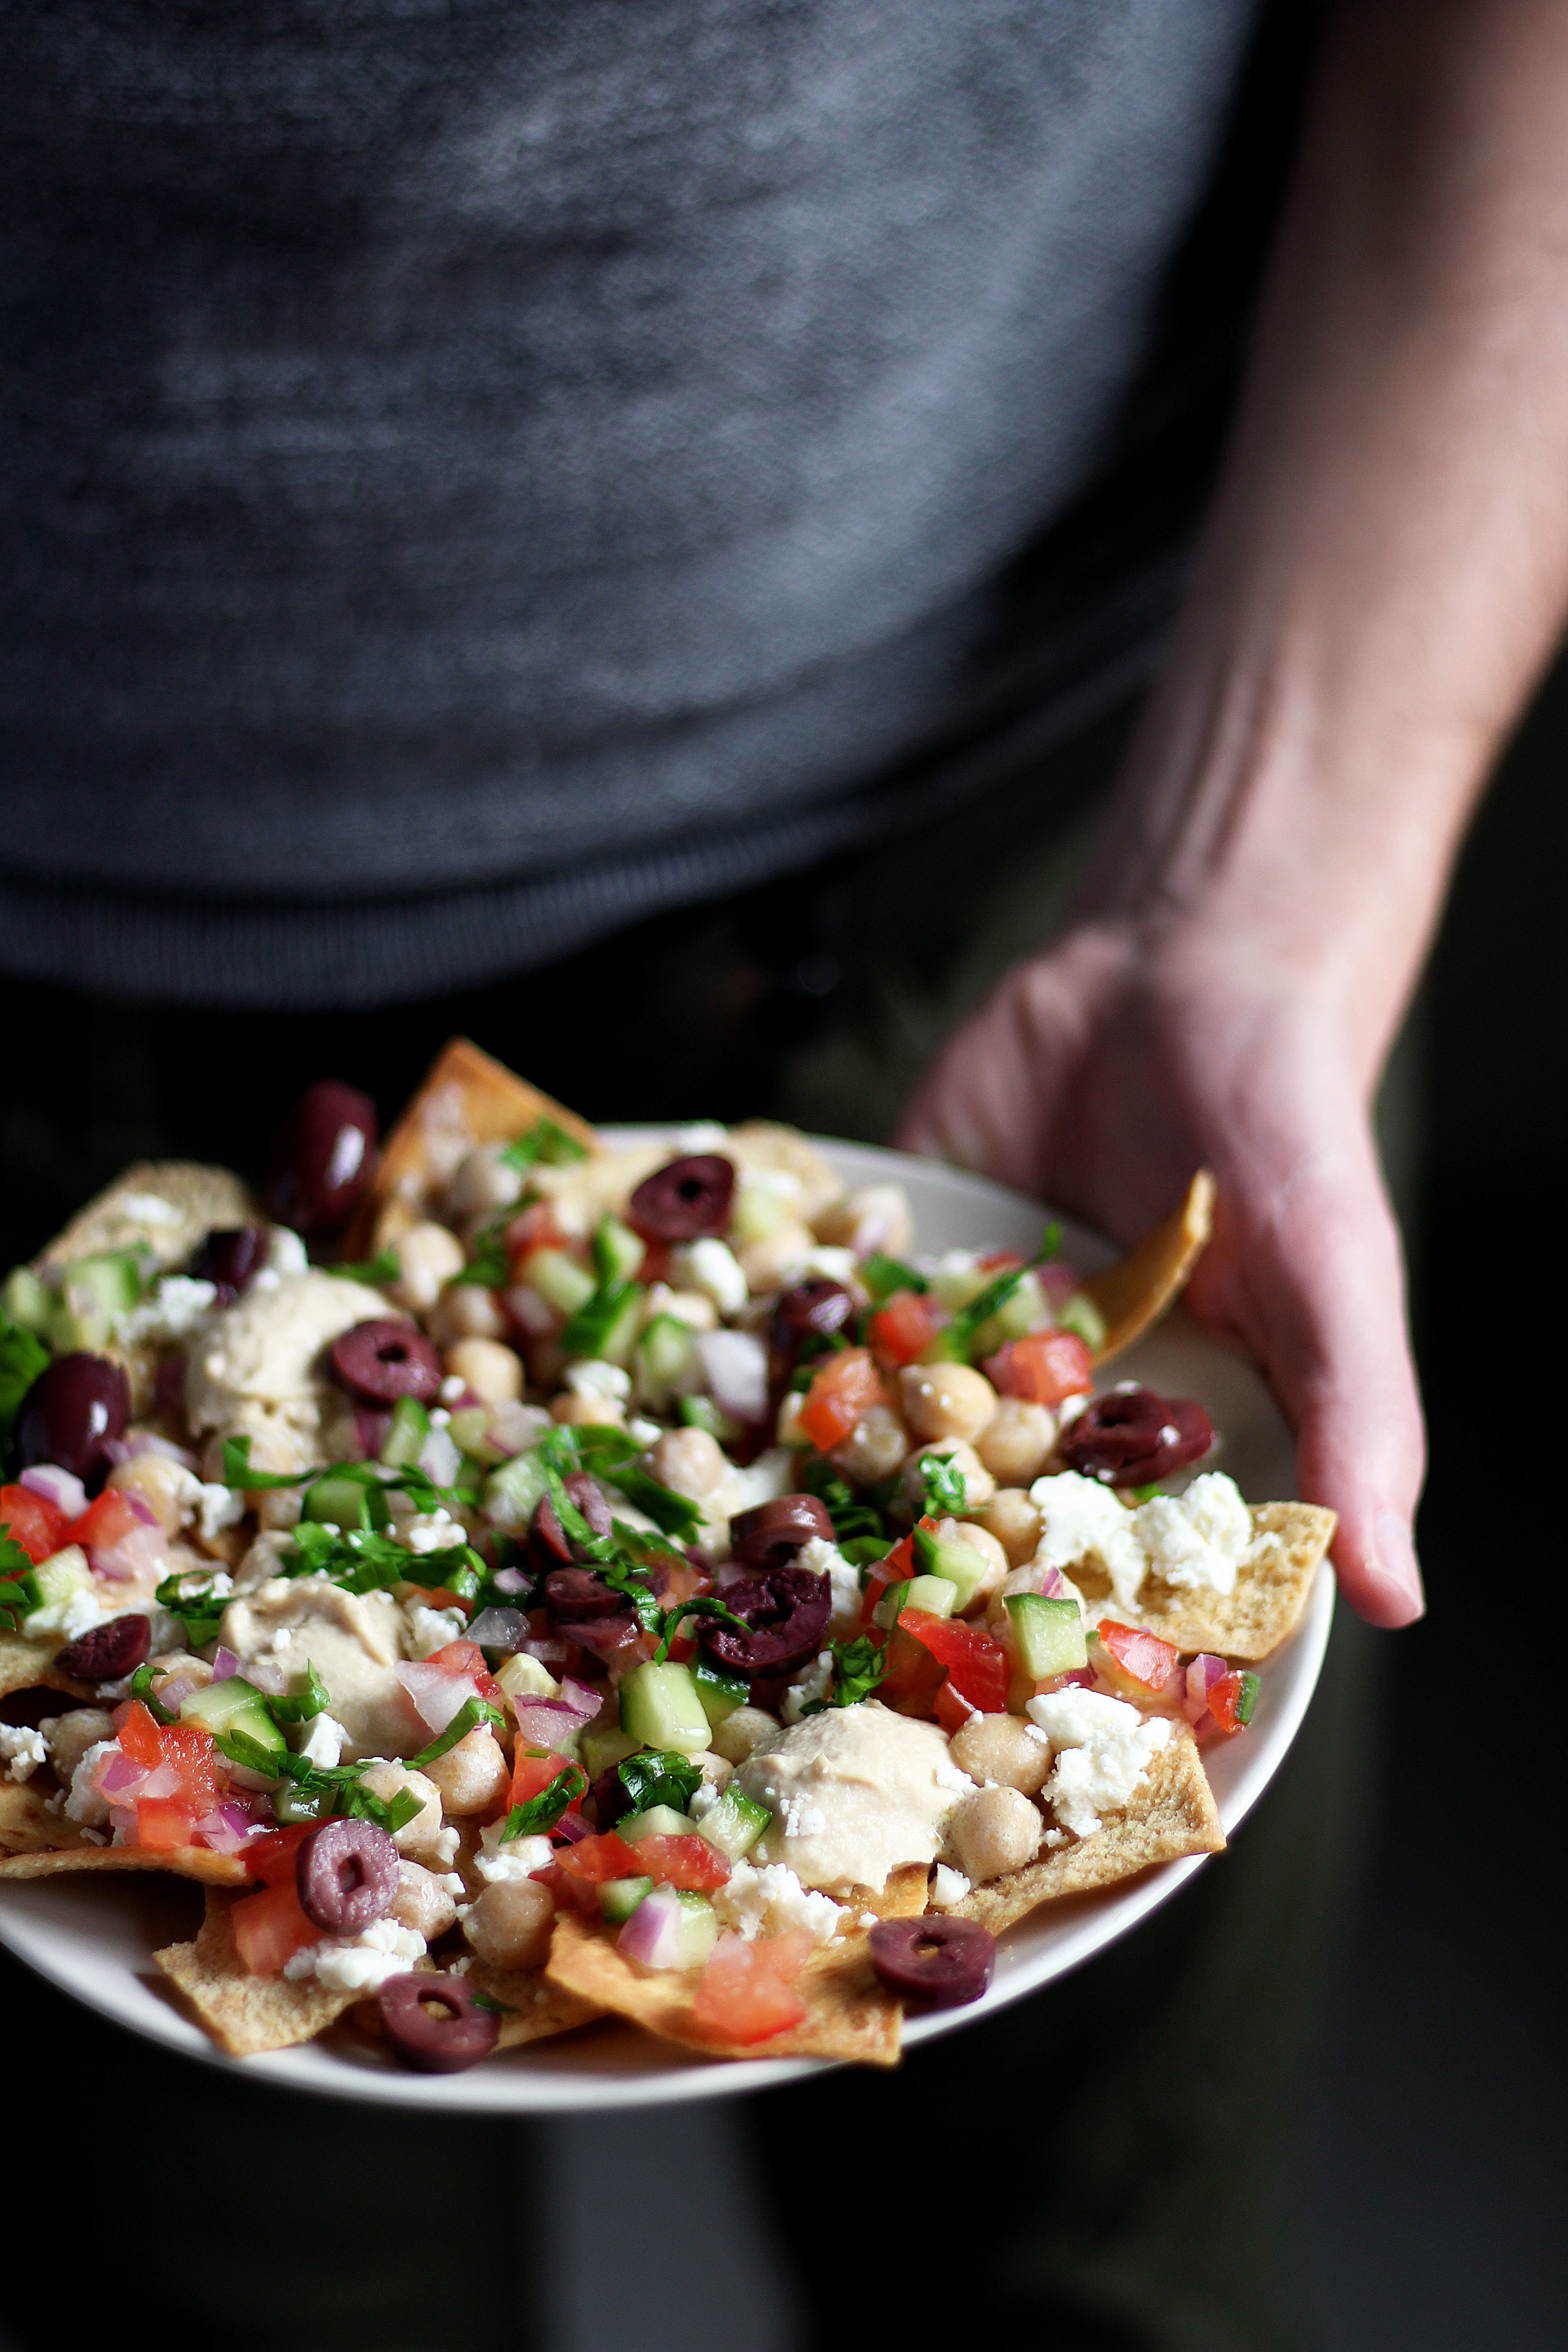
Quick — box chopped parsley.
[155,1566,231,1651]
[612,1749,701,1816]
[403,1695,507,1772]
[498,1756,589,1842]
[859,1254,929,1302]
[323,1247,401,1286]
[500,1117,590,1172]
[917,1450,968,1518]
[800,1632,888,1714]
[0,1312,48,1455]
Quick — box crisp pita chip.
[34,1161,259,1278]
[459,1960,603,2051]
[0,1632,92,1706]
[155,1890,358,2055]
[1082,1170,1215,1365]
[952,1725,1224,1936]
[546,1911,902,2068]
[342,1037,600,1258]
[1132,1502,1335,1660]
[849,1863,929,1921]
[0,1780,250,1882]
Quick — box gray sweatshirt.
[0,0,1287,1008]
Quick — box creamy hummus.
[185,1270,394,1466]
[220,1577,423,1761]
[737,1701,974,1895]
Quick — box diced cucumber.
[1005,1592,1088,1680]
[634,1313,703,1409]
[273,1782,331,1824]
[446,1405,492,1457]
[729,1174,788,1245]
[482,1447,550,1532]
[32,1546,93,1607]
[692,1656,749,1730]
[48,1298,107,1352]
[619,1804,699,1842]
[580,1722,642,1779]
[929,1261,995,1313]
[593,1216,647,1286]
[1055,1292,1107,1352]
[64,1250,145,1319]
[624,1886,719,1969]
[677,1394,743,1445]
[381,1396,430,1468]
[968,1273,1048,1361]
[618,1660,711,1755]
[598,1874,656,1922]
[562,1282,643,1367]
[527,1248,597,1319]
[2,1266,54,1337]
[496,1652,560,1704]
[303,1472,388,1532]
[695,1785,772,1862]
[911,1525,992,1613]
[871,1577,910,1631]
[670,1890,719,1967]
[903,1573,958,1618]
[180,1677,286,1764]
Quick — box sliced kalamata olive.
[570,1610,645,1669]
[296,1818,400,1936]
[544,1567,623,1624]
[267,1080,380,1237]
[729,1493,835,1575]
[1060,1387,1214,1487]
[699,1563,831,1677]
[774,1279,855,1343]
[530,1477,611,1572]
[869,1915,996,2009]
[627,1154,735,1243]
[377,1973,500,2074]
[16,1353,129,1489]
[565,1472,612,1539]
[55,1612,152,1683]
[329,1318,442,1405]
[189,1225,268,1306]
[591,1763,634,1830]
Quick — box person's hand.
[896,913,1426,1628]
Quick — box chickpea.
[830,1403,910,1487]
[813,1183,914,1259]
[946,1784,1044,1883]
[897,1437,995,1518]
[359,1763,446,1861]
[638,1283,718,1334]
[647,1426,729,1504]
[710,1705,782,1765]
[422,1725,510,1818]
[900,1362,998,1444]
[39,1708,116,1784]
[975,1399,1057,1488]
[106,1451,195,1535]
[976,1488,1044,1568]
[930,1516,1007,1614]
[550,1391,624,1428]
[462,1877,557,1972]
[427,1284,509,1346]
[692,1750,735,1803]
[444,1337,523,1406]
[389,1220,467,1313]
[447,1142,524,1222]
[390,1859,460,1941]
[736,1222,818,1293]
[949,1712,1052,1797]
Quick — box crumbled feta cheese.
[475,1829,553,1883]
[432,1825,460,1867]
[267,1227,309,1277]
[796,1534,861,1642]
[1028,1473,1148,1612]
[119,1191,184,1227]
[429,1407,451,1428]
[0,1724,47,1782]
[1026,1688,1172,1839]
[402,1510,460,1556]
[934,1761,975,1794]
[674,1122,730,1153]
[627,1416,661,1447]
[678,1239,748,1317]
[64,1740,118,1826]
[713,1862,845,1944]
[1133,1473,1255,1597]
[408,1604,466,1657]
[440,1374,467,1402]
[720,1447,795,1516]
[782,1651,835,1725]
[930,1864,971,1910]
[791,1245,858,1286]
[270,1627,293,1651]
[439,1872,466,1897]
[564,1359,631,1401]
[283,1917,427,1992]
[24,1588,104,1642]
[196,1480,246,1544]
[297,1713,348,1769]
[122,1274,219,1345]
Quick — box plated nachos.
[0,1042,1331,2074]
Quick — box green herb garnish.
[498,1758,589,1841]
[128,1660,179,1725]
[0,1313,49,1455]
[155,1566,231,1651]
[500,1117,589,1172]
[800,1632,889,1714]
[917,1451,968,1518]
[267,1661,332,1723]
[214,1729,425,1836]
[650,1595,746,1664]
[859,1255,929,1302]
[403,1695,507,1772]
[324,1248,401,1286]
[613,1749,702,1816]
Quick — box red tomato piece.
[874,1624,946,1718]
[241,1824,316,1886]
[898,1609,1010,1715]
[1207,1670,1259,1737]
[867,1291,941,1368]
[935,1681,979,1736]
[692,1932,808,2044]
[510,1746,577,1809]
[556,1831,644,1886]
[0,1485,73,1565]
[424,1641,503,1704]
[858,1526,928,1628]
[630,1834,731,1892]
[983,1330,1094,1407]
[231,1878,320,1977]
[113,1699,166,1769]
[66,1490,147,1553]
[1093,1619,1180,1698]
[135,1796,197,1851]
[975,1250,1025,1274]
[797,1348,887,1454]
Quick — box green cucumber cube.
[618,1803,699,1841]
[692,1656,749,1730]
[303,1472,387,1532]
[671,1890,719,1967]
[598,1874,656,1922]
[593,1216,647,1286]
[911,1525,992,1613]
[482,1448,550,1533]
[1055,1292,1107,1352]
[180,1677,286,1764]
[677,1395,744,1445]
[527,1248,597,1319]
[580,1722,642,1779]
[31,1546,93,1607]
[695,1785,772,1862]
[1005,1592,1088,1679]
[634,1313,703,1409]
[618,1661,711,1754]
[380,1396,431,1468]
[64,1250,145,1318]
[903,1573,958,1618]
[2,1266,54,1337]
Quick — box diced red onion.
[154,1676,198,1714]
[1035,1565,1068,1599]
[617,1885,686,1968]
[90,1523,166,1583]
[418,1426,462,1486]
[121,1491,162,1529]
[520,1632,571,1666]
[1183,1653,1228,1724]
[465,1606,531,1652]
[512,1696,592,1748]
[99,1752,181,1802]
[20,1464,88,1519]
[100,1437,137,1466]
[190,1800,258,1854]
[504,1284,556,1337]
[211,1646,244,1683]
[245,1656,288,1696]
[1036,1666,1097,1697]
[550,1808,591,1846]
[393,1659,480,1734]
[1038,1263,1081,1308]
[558,1676,602,1721]
[491,1566,529,1598]
[571,1616,647,1670]
[696,1329,769,1424]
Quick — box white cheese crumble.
[402,1510,461,1557]
[408,1604,466,1657]
[1028,1474,1148,1613]
[713,1862,845,1944]
[930,1864,971,1910]
[1026,1688,1172,1840]
[196,1480,246,1544]
[475,1824,553,1883]
[782,1651,835,1725]
[564,1359,631,1401]
[797,1534,862,1642]
[432,1825,461,1867]
[440,1375,467,1403]
[678,1238,748,1317]
[24,1589,104,1642]
[267,1227,309,1276]
[283,1917,427,1993]
[297,1713,349,1769]
[64,1740,118,1826]
[115,1275,217,1346]
[790,1245,858,1286]
[627,1417,662,1447]
[1134,1473,1256,1597]
[674,1122,730,1152]
[0,1725,47,1782]
[118,1191,184,1226]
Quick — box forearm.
[1083,0,1568,1088]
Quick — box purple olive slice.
[774,1279,856,1342]
[16,1353,129,1489]
[869,1915,995,2009]
[296,1818,400,1936]
[1060,1387,1213,1487]
[628,1155,735,1243]
[698,1563,831,1677]
[328,1318,442,1406]
[55,1612,152,1684]
[190,1225,269,1307]
[544,1567,624,1624]
[728,1494,835,1576]
[377,1974,500,2073]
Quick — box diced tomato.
[241,1824,316,1886]
[983,1330,1094,1407]
[797,1347,887,1454]
[898,1608,1010,1715]
[231,1877,320,1976]
[135,1796,198,1850]
[858,1525,928,1628]
[65,1489,147,1553]
[505,1201,570,1263]
[424,1641,504,1705]
[510,1746,576,1809]
[0,1485,73,1565]
[867,1291,941,1368]
[976,1250,1025,1274]
[755,1931,813,1984]
[692,1932,808,2044]
[874,1623,945,1718]
[556,1831,644,1886]
[630,1834,730,1892]
[1207,1669,1260,1738]
[1093,1619,1180,1698]
[935,1681,979,1736]
[113,1699,166,1769]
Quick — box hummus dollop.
[220,1578,422,1762]
[737,1701,973,1895]
[185,1270,392,1462]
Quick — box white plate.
[0,1137,1332,2111]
